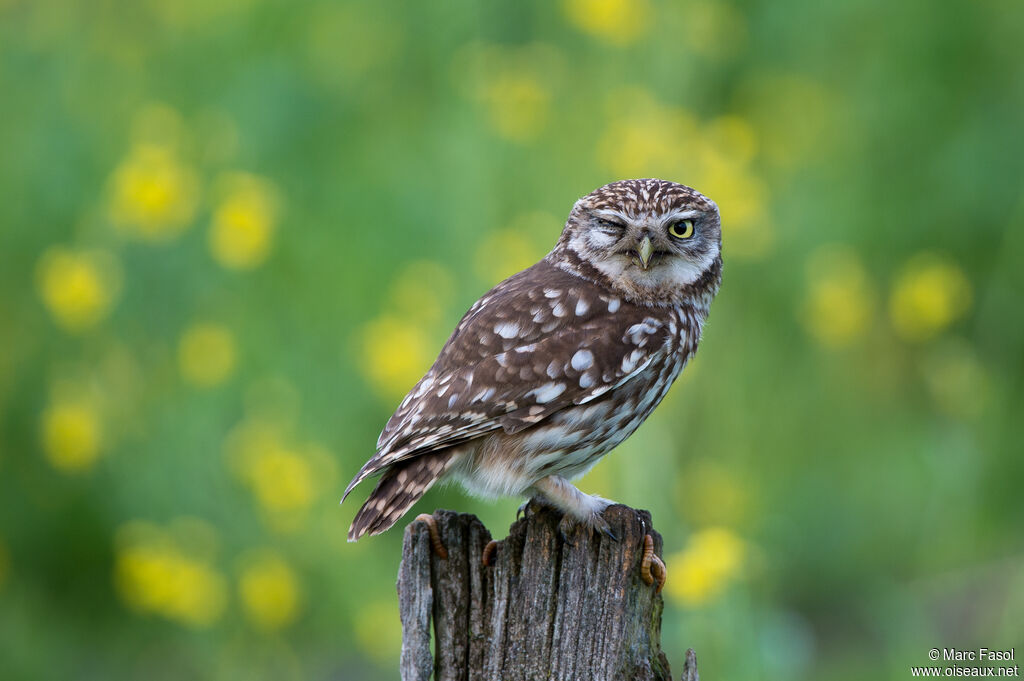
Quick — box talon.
[640,534,666,593]
[517,497,544,522]
[482,540,499,566]
[414,513,448,560]
[601,526,619,542]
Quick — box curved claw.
[482,540,499,567]
[516,497,540,522]
[414,513,448,560]
[557,511,618,543]
[640,534,667,593]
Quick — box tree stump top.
[398,505,697,681]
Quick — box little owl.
[345,179,722,541]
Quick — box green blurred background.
[1,0,1022,679]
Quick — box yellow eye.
[668,220,695,239]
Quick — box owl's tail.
[347,451,455,542]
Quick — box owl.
[345,179,722,541]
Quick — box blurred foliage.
[0,0,1022,679]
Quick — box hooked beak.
[636,235,654,270]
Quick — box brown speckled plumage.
[345,179,722,541]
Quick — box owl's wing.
[344,261,676,498]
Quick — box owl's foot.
[530,475,617,542]
[516,497,545,522]
[557,512,618,542]
[640,534,666,593]
[413,513,448,560]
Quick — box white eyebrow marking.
[659,209,704,224]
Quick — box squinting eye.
[597,218,625,231]
[668,220,695,239]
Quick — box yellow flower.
[178,323,237,387]
[360,314,434,401]
[224,419,335,530]
[665,527,745,607]
[453,43,560,144]
[889,254,971,342]
[800,246,873,348]
[354,600,402,664]
[109,143,199,241]
[36,248,121,332]
[114,521,227,628]
[209,173,280,270]
[563,0,650,45]
[247,448,315,513]
[481,72,550,142]
[238,551,302,632]
[41,400,102,472]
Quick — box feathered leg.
[530,475,616,539]
[347,451,454,542]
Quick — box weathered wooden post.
[397,504,700,681]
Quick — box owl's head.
[552,179,722,305]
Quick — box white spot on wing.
[621,349,646,374]
[608,298,621,313]
[530,382,567,404]
[471,387,495,403]
[570,349,594,371]
[494,321,520,339]
[575,299,589,316]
